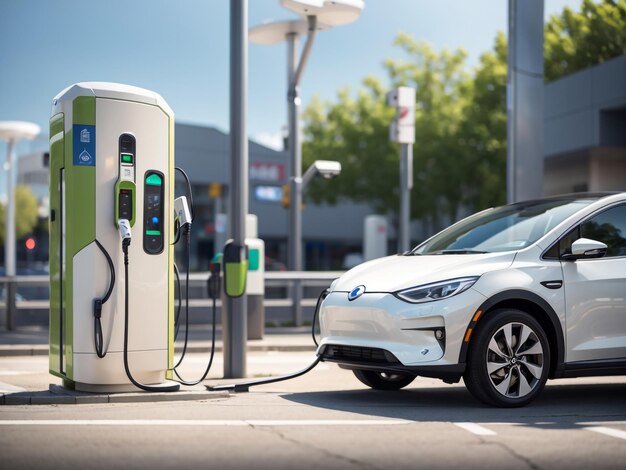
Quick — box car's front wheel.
[353,369,416,390]
[464,309,550,407]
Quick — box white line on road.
[0,419,411,427]
[0,382,26,393]
[584,426,626,440]
[453,422,497,436]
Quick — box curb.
[0,384,230,406]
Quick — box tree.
[0,185,39,246]
[302,0,626,235]
[457,32,508,211]
[303,36,473,231]
[545,0,626,81]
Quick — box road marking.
[453,422,497,436]
[0,382,26,393]
[584,426,626,440]
[0,419,411,427]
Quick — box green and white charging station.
[49,82,176,392]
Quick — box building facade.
[544,55,626,195]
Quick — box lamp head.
[281,0,364,27]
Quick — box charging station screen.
[143,171,164,254]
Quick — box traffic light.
[25,237,36,251]
[208,182,222,199]
[281,184,290,208]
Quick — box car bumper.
[316,289,486,379]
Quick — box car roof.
[513,191,622,206]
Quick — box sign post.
[387,87,415,253]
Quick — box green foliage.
[303,35,495,229]
[545,0,626,81]
[0,185,40,245]
[302,0,626,234]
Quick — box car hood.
[332,252,517,293]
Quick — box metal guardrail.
[0,271,343,330]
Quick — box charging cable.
[207,287,327,392]
[93,240,116,358]
[170,194,220,385]
[118,219,180,393]
[171,255,221,385]
[172,196,193,369]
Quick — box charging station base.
[71,381,181,394]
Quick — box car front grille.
[320,344,400,365]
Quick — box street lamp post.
[249,0,363,323]
[0,121,41,330]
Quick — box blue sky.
[0,0,581,191]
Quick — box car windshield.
[412,197,601,255]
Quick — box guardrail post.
[6,279,16,330]
[293,278,303,326]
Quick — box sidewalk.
[0,325,319,405]
[0,325,318,357]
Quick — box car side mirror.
[561,238,608,261]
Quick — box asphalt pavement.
[1,325,625,469]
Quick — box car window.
[414,198,595,254]
[581,204,626,258]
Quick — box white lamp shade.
[0,121,41,142]
[281,0,364,26]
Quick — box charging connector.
[174,196,192,228]
[118,218,179,393]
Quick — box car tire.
[464,308,550,407]
[353,369,416,390]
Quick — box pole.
[287,32,301,273]
[224,0,248,378]
[398,143,413,253]
[286,32,304,325]
[5,139,16,330]
[507,0,544,203]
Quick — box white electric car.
[317,192,626,407]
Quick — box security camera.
[302,160,342,188]
[313,160,341,178]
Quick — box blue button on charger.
[152,216,159,225]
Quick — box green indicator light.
[146,230,161,236]
[121,154,133,164]
[146,174,162,186]
[249,248,260,271]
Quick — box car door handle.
[541,280,563,289]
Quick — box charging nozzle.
[118,219,132,241]
[208,252,223,300]
[174,196,192,228]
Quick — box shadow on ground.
[280,381,626,427]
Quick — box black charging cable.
[171,261,220,386]
[173,226,192,369]
[173,263,182,340]
[93,240,116,358]
[208,287,328,393]
[311,289,329,347]
[122,238,180,392]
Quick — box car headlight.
[395,277,479,304]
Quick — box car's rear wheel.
[464,309,550,407]
[353,369,416,390]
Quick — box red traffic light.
[25,238,36,250]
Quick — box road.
[1,352,625,469]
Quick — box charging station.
[49,82,176,392]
